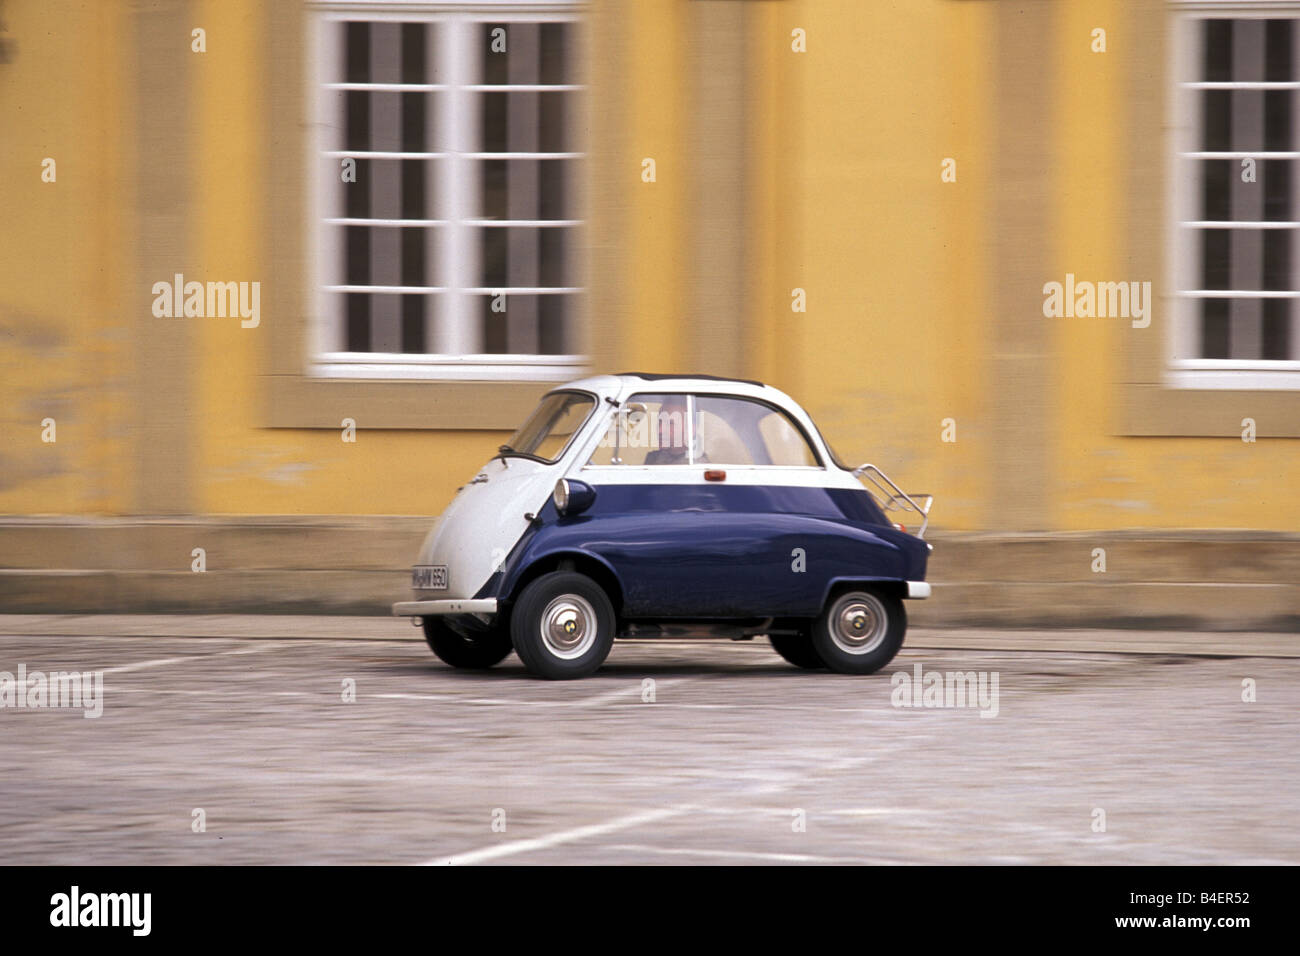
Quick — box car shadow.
[374,659,822,680]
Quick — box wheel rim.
[540,594,598,660]
[828,593,888,655]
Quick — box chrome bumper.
[392,598,499,618]
[905,581,931,600]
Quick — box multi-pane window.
[1171,7,1300,387]
[310,3,584,381]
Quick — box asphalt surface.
[0,616,1295,865]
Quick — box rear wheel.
[423,616,514,669]
[768,632,825,669]
[511,571,616,680]
[810,589,905,675]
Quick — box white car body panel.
[414,456,563,601]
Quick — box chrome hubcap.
[541,595,598,660]
[829,593,887,655]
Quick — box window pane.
[478,22,573,86]
[695,397,818,466]
[1263,159,1290,222]
[338,224,439,287]
[344,21,369,83]
[758,413,819,467]
[480,159,572,220]
[480,22,510,85]
[505,392,595,462]
[539,22,572,85]
[401,22,428,84]
[1200,229,1230,290]
[478,226,572,288]
[478,293,574,355]
[338,158,435,220]
[1204,19,1232,83]
[538,93,569,152]
[588,394,691,466]
[1201,159,1230,221]
[1202,90,1231,152]
[1263,299,1292,359]
[1201,299,1231,358]
[1264,89,1291,152]
[338,292,438,353]
[1266,19,1293,82]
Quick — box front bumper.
[905,581,931,599]
[392,598,499,618]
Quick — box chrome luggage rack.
[852,464,933,539]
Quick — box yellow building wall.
[0,0,132,516]
[2,0,1295,530]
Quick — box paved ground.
[0,616,1295,865]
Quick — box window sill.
[1120,381,1300,436]
[266,374,552,430]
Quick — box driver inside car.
[644,395,707,465]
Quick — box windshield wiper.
[497,443,554,466]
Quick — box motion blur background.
[1,0,1297,629]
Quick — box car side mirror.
[553,478,596,516]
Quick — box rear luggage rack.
[852,464,933,539]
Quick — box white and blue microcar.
[393,373,934,679]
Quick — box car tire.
[510,571,616,680]
[423,616,514,669]
[810,589,906,675]
[768,632,826,669]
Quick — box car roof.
[554,372,776,398]
[616,371,767,387]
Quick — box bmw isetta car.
[393,373,934,679]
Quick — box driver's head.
[658,396,687,451]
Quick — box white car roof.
[554,372,793,405]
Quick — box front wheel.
[423,616,514,669]
[769,632,825,669]
[510,571,616,679]
[810,589,906,675]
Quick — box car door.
[579,392,834,618]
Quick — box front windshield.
[502,391,597,463]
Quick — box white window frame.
[1168,1,1300,389]
[306,0,587,382]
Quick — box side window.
[757,409,820,466]
[695,404,752,464]
[587,393,820,466]
[695,396,819,466]
[587,393,692,465]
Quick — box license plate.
[411,565,448,590]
